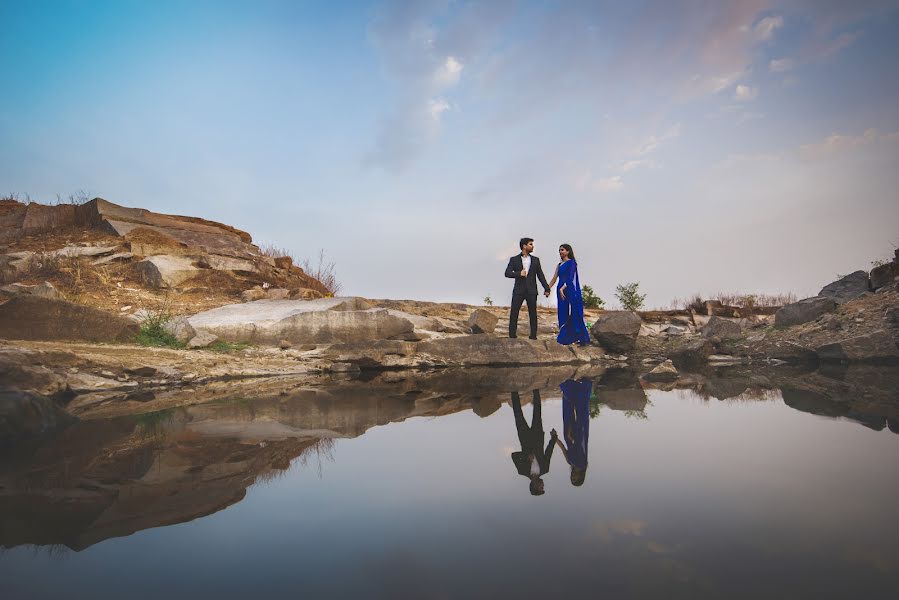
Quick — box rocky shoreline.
[2,197,898,434]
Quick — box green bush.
[615,282,646,311]
[135,300,184,349]
[581,285,605,309]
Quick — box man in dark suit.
[504,237,551,339]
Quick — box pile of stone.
[0,197,329,297]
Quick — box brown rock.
[265,288,291,300]
[669,338,715,369]
[0,295,139,342]
[590,311,642,353]
[775,297,837,327]
[274,256,293,269]
[136,255,200,288]
[467,309,498,334]
[818,270,870,303]
[816,330,899,364]
[241,288,266,302]
[701,316,742,340]
[870,261,899,290]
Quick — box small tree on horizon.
[581,285,605,309]
[615,282,646,311]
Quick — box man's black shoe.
[509,335,517,339]
[528,336,537,340]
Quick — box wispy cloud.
[769,57,795,72]
[734,84,759,101]
[800,128,899,157]
[754,15,784,41]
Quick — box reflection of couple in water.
[510,378,593,495]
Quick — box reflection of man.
[511,390,557,496]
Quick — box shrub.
[483,294,493,306]
[581,285,604,309]
[135,298,184,348]
[302,249,342,296]
[615,282,646,311]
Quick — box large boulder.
[816,330,899,364]
[870,261,899,291]
[701,316,742,340]
[818,270,870,303]
[187,297,413,345]
[467,309,498,334]
[669,338,715,369]
[590,311,642,353]
[136,255,201,288]
[0,296,139,342]
[775,296,836,327]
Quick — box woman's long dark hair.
[559,243,575,261]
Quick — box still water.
[2,366,899,599]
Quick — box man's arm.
[535,258,551,292]
[504,257,521,279]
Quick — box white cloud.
[769,58,794,72]
[635,123,682,156]
[575,172,624,194]
[800,128,899,157]
[754,15,784,41]
[620,159,648,172]
[434,55,464,87]
[734,84,758,101]
[596,176,624,192]
[428,98,451,120]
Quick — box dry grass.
[301,249,342,296]
[669,291,797,311]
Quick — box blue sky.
[3,0,898,307]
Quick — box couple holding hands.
[504,237,591,346]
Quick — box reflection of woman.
[548,244,591,346]
[556,378,592,486]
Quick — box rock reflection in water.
[0,364,604,551]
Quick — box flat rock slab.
[50,246,117,258]
[816,329,899,364]
[417,335,604,367]
[775,296,837,327]
[0,295,139,342]
[136,255,201,288]
[187,297,412,344]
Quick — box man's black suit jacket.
[505,254,550,297]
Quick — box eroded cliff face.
[0,197,330,316]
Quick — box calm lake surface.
[2,366,899,599]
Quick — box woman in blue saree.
[556,378,592,486]
[549,244,591,346]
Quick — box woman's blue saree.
[556,259,591,346]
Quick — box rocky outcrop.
[0,296,139,342]
[0,390,73,440]
[818,270,870,303]
[701,316,742,340]
[816,330,899,364]
[467,309,498,334]
[590,311,641,353]
[775,297,836,327]
[136,255,201,288]
[870,260,899,291]
[0,197,331,297]
[187,297,413,345]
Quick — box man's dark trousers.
[510,293,538,338]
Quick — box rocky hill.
[0,197,331,315]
